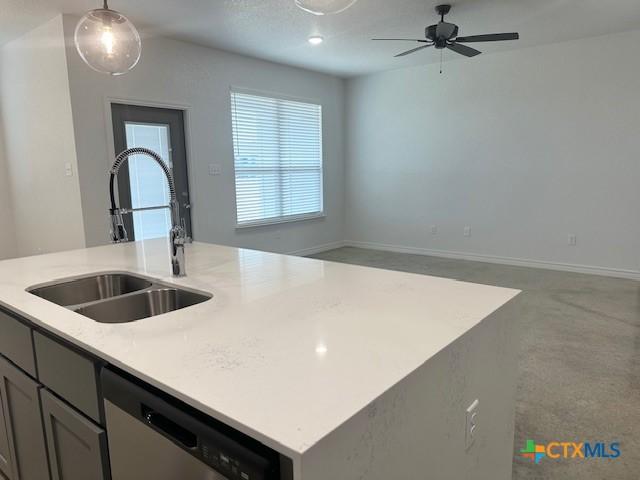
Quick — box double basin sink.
[28,273,211,324]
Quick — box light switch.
[64,162,74,177]
[209,164,222,176]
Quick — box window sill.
[236,212,325,230]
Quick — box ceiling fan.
[373,4,519,59]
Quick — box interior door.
[111,104,192,241]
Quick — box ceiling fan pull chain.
[440,49,443,74]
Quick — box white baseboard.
[287,240,346,257]
[343,240,640,281]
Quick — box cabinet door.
[0,380,14,480]
[0,356,49,480]
[40,390,110,480]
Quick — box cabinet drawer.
[0,311,36,377]
[41,390,110,480]
[34,332,102,424]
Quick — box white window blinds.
[231,91,323,227]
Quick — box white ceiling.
[2,0,640,77]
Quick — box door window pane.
[124,123,172,240]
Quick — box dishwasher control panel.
[200,435,269,480]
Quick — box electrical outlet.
[208,164,222,176]
[464,226,471,237]
[64,162,73,177]
[568,234,577,246]
[465,399,479,450]
[431,225,438,235]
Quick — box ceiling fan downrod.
[436,4,451,22]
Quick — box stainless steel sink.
[28,273,211,323]
[74,288,210,323]
[29,273,152,306]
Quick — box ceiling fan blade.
[446,43,481,57]
[394,44,431,57]
[372,38,429,42]
[455,33,519,43]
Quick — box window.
[124,122,172,240]
[230,90,323,227]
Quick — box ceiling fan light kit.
[74,0,141,76]
[372,4,519,66]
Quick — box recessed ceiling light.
[308,36,324,45]
[315,343,328,356]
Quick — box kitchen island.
[0,240,520,480]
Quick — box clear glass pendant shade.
[295,0,358,15]
[74,7,141,76]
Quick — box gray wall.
[0,116,16,260]
[345,28,640,277]
[0,15,86,257]
[3,13,639,278]
[62,15,346,255]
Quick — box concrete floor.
[309,247,640,480]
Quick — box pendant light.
[74,1,141,76]
[295,0,358,15]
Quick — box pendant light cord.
[103,0,109,10]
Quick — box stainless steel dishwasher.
[102,368,293,480]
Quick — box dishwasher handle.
[142,404,198,450]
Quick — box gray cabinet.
[0,383,13,480]
[40,390,110,480]
[0,355,49,480]
[0,309,109,480]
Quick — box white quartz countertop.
[0,240,519,458]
